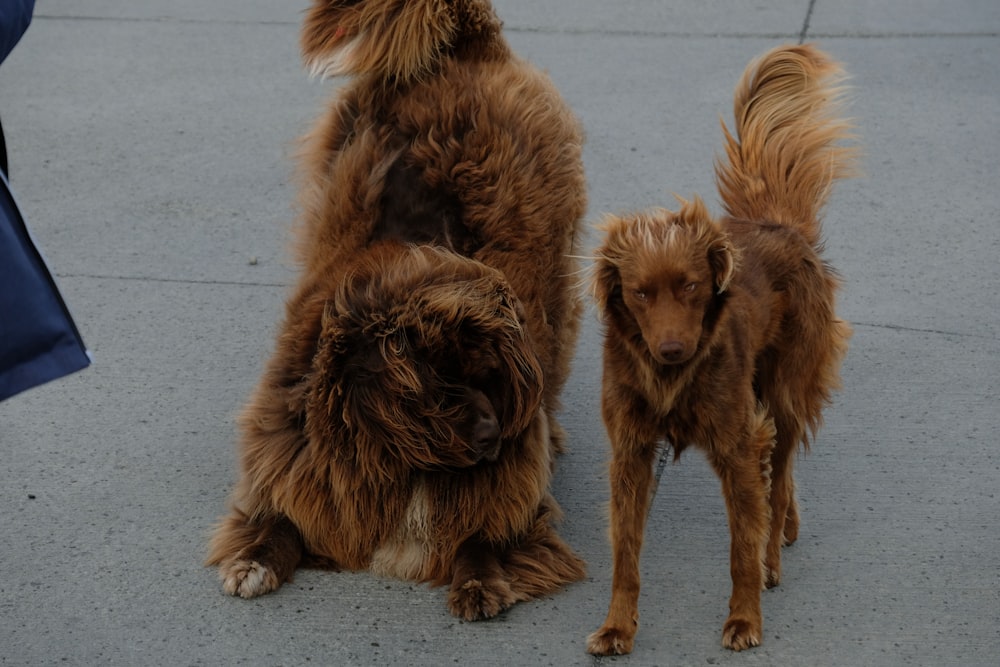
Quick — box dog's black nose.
[658,341,686,362]
[473,413,502,462]
[475,413,500,449]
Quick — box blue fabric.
[0,0,35,64]
[1,172,90,400]
[0,0,88,400]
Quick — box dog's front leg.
[448,535,515,621]
[711,419,774,651]
[209,510,305,599]
[586,434,660,656]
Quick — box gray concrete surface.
[1,1,998,665]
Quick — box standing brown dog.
[207,0,587,621]
[586,43,857,654]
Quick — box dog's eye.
[684,282,698,293]
[632,289,647,301]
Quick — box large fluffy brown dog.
[586,44,857,654]
[207,0,587,620]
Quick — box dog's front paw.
[586,624,636,656]
[219,560,280,599]
[447,577,514,621]
[722,615,762,651]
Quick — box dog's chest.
[368,477,435,580]
[642,365,728,451]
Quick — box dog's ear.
[308,303,412,424]
[592,214,627,316]
[675,196,738,294]
[709,235,737,294]
[592,257,621,317]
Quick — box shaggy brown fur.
[207,0,587,620]
[586,44,857,654]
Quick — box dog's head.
[301,0,503,82]
[306,244,542,475]
[593,197,737,366]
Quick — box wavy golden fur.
[587,44,856,655]
[208,0,587,620]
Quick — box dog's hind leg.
[764,414,802,588]
[586,436,660,656]
[207,510,305,599]
[711,408,775,651]
[548,415,567,456]
[448,498,585,621]
[783,479,800,545]
[500,496,586,597]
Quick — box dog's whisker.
[560,266,594,280]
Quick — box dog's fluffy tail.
[301,0,505,82]
[714,43,857,246]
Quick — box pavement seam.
[54,272,288,289]
[852,321,996,340]
[801,0,817,43]
[32,16,1000,39]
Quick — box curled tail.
[301,0,505,82]
[714,43,857,246]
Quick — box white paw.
[220,560,278,599]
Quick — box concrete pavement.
[1,1,998,664]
